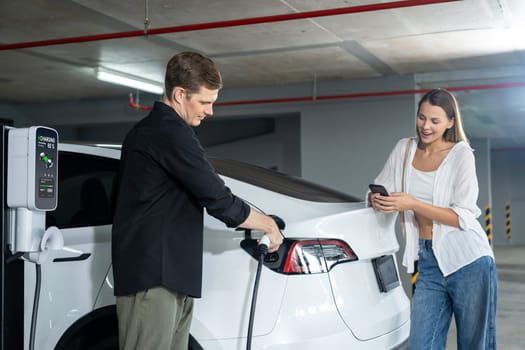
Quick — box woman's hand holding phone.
[369,184,389,196]
[369,184,389,211]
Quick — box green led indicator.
[39,152,54,168]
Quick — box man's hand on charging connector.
[240,208,283,253]
[262,219,283,253]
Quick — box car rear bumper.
[197,318,409,350]
[196,272,409,349]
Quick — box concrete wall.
[206,115,301,176]
[300,96,414,198]
[491,148,525,245]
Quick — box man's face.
[175,86,219,127]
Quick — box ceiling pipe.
[128,93,154,111]
[0,0,459,50]
[128,82,525,111]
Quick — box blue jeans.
[409,239,498,350]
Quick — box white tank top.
[408,165,435,204]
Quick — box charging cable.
[246,235,270,350]
[30,264,41,350]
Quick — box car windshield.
[209,157,361,203]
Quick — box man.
[112,52,282,350]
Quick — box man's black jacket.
[112,102,250,298]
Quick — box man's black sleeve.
[154,121,250,227]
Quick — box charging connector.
[256,235,270,255]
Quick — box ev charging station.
[1,125,62,350]
[7,126,62,262]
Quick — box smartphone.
[369,184,389,196]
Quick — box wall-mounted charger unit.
[7,126,58,211]
[7,126,59,254]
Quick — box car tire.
[87,335,119,350]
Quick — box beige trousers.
[116,286,194,350]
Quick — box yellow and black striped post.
[505,201,511,241]
[485,204,492,243]
[411,261,419,294]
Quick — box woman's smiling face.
[416,101,455,145]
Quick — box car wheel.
[87,335,119,350]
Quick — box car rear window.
[209,157,360,203]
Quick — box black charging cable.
[29,263,41,350]
[246,235,270,350]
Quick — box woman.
[370,89,497,349]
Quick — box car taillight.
[241,237,358,275]
[283,239,358,274]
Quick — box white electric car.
[23,143,409,350]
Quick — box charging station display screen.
[38,177,55,198]
[34,127,58,210]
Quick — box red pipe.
[129,82,525,110]
[128,94,153,111]
[1,0,459,50]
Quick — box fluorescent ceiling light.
[95,68,164,95]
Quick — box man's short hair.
[165,52,222,98]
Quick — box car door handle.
[53,253,92,263]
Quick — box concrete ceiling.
[1,0,525,149]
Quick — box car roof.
[209,157,360,203]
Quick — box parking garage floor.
[446,244,525,349]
